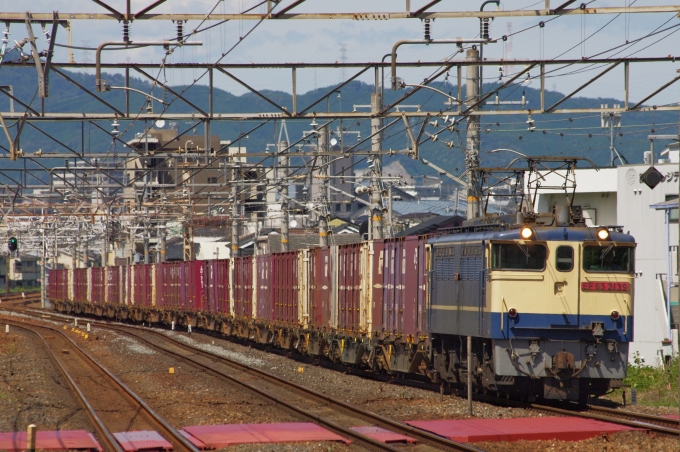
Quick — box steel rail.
[529,403,680,436]
[2,318,200,452]
[586,404,680,431]
[6,322,123,452]
[101,322,483,452]
[95,325,408,452]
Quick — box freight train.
[48,205,635,405]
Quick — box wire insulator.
[122,21,130,43]
[177,20,183,43]
[482,18,490,39]
[424,19,431,41]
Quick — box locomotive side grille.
[435,258,456,281]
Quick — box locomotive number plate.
[581,282,630,292]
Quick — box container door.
[403,237,420,338]
[371,241,385,334]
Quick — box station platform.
[406,416,644,443]
[0,430,102,451]
[113,431,173,451]
[350,426,416,444]
[179,423,351,448]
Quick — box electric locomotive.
[428,205,634,404]
[47,157,634,405]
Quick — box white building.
[533,150,679,366]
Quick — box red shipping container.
[371,241,385,333]
[48,269,67,301]
[272,252,299,325]
[378,236,428,339]
[417,236,429,335]
[125,265,132,306]
[90,267,104,304]
[204,260,217,313]
[205,259,230,314]
[337,243,362,331]
[105,266,121,305]
[133,264,153,307]
[47,270,56,300]
[216,259,230,314]
[185,260,207,311]
[233,256,253,318]
[73,268,88,303]
[256,255,272,321]
[309,247,332,330]
[156,262,184,309]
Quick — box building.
[1,255,41,288]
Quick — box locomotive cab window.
[491,243,547,271]
[583,245,634,273]
[555,246,574,272]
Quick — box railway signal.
[7,237,17,252]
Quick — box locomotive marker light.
[611,310,620,320]
[508,308,518,318]
[596,228,610,241]
[520,226,533,239]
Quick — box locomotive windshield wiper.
[599,244,614,261]
[516,242,530,259]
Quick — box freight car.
[48,211,634,405]
[48,157,634,404]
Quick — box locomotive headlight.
[508,308,518,318]
[520,227,533,239]
[597,228,610,241]
[611,310,620,320]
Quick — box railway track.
[585,405,679,432]
[2,317,199,452]
[0,292,41,304]
[524,402,679,436]
[95,322,482,452]
[13,308,680,445]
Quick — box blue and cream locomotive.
[428,206,634,404]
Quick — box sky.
[4,0,680,103]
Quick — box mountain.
[0,66,677,181]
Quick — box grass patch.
[622,355,679,407]
[0,286,41,294]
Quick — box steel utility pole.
[71,241,76,269]
[279,140,290,251]
[601,103,625,166]
[143,220,150,264]
[466,48,481,220]
[318,125,329,247]
[159,222,166,263]
[40,217,46,308]
[231,166,240,258]
[371,92,384,239]
[102,208,109,267]
[84,234,89,268]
